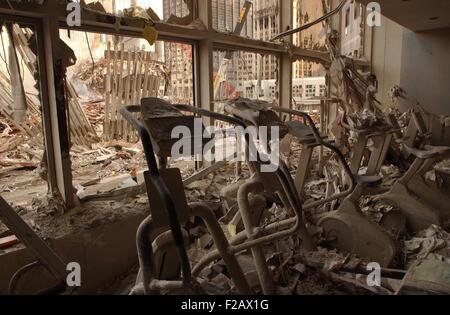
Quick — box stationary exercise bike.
[379,109,450,232]
[121,99,251,295]
[224,98,397,266]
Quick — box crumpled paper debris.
[404,225,450,266]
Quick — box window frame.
[0,0,333,207]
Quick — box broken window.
[59,30,193,192]
[290,1,327,121]
[212,0,279,41]
[0,23,48,208]
[292,0,326,51]
[213,49,279,104]
[292,57,326,124]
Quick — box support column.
[196,0,214,115]
[39,12,74,209]
[195,0,214,167]
[279,0,293,108]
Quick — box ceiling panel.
[357,0,450,31]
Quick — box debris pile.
[1,1,450,297]
[0,132,42,176]
[71,59,109,95]
[404,225,450,267]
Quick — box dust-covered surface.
[2,125,450,295]
[2,0,450,296]
[0,195,149,249]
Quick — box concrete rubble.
[0,0,449,297]
[4,89,449,295]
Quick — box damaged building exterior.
[0,0,449,302]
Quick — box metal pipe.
[192,216,297,277]
[271,0,347,41]
[8,261,41,295]
[237,177,274,294]
[135,216,156,295]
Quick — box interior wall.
[369,18,450,143]
[369,16,450,117]
[400,28,450,116]
[370,16,404,107]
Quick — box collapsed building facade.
[0,0,449,295]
